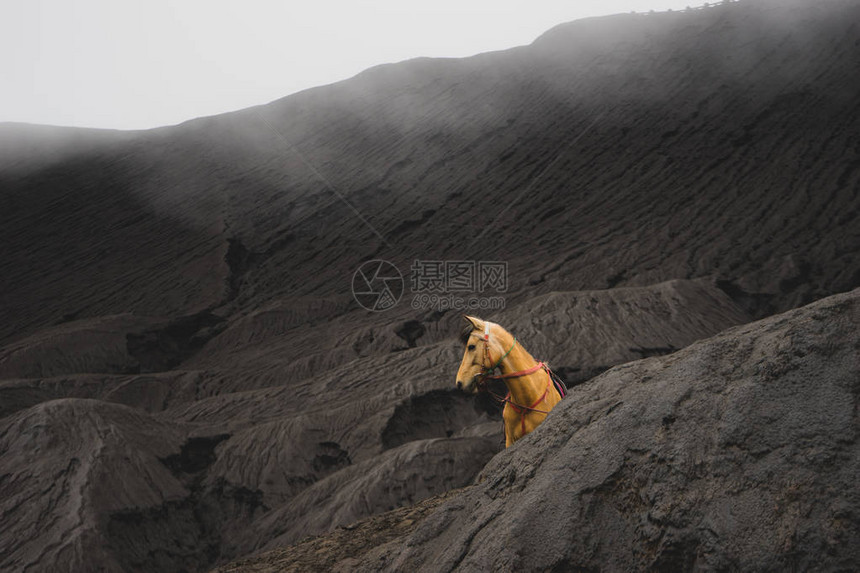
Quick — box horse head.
[456,315,511,394]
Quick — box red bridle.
[476,323,552,435]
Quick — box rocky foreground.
[219,288,859,572]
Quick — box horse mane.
[458,322,475,346]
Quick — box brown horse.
[456,315,566,447]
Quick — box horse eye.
[467,344,476,351]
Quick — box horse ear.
[460,315,483,345]
[462,315,484,331]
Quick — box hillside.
[218,287,860,572]
[1,0,859,571]
[2,0,859,347]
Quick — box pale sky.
[2,0,697,130]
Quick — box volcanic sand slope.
[494,278,750,384]
[1,0,859,347]
[0,400,188,572]
[0,280,748,572]
[218,287,860,573]
[1,0,860,571]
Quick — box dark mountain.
[1,0,859,571]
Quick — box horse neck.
[497,336,546,406]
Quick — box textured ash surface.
[228,288,860,573]
[0,280,745,572]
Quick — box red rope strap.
[476,328,557,436]
[482,367,552,436]
[506,373,551,435]
[485,361,545,380]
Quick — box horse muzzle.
[456,376,480,394]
